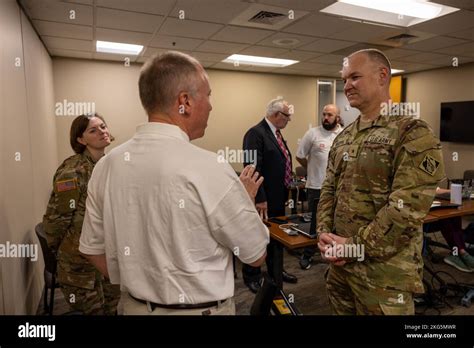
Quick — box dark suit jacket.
[243,118,292,216]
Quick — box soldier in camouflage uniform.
[316,49,445,315]
[43,114,120,315]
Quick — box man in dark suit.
[242,97,298,293]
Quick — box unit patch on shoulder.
[56,178,77,192]
[419,154,440,176]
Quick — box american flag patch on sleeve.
[56,178,77,192]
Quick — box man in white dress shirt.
[79,51,269,315]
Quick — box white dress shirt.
[79,122,269,304]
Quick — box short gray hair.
[139,51,202,115]
[349,48,392,80]
[266,97,286,117]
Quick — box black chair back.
[35,223,57,275]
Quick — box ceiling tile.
[276,50,324,61]
[49,48,93,59]
[159,18,223,39]
[169,0,251,24]
[21,0,93,25]
[32,20,92,40]
[96,28,152,45]
[299,38,354,53]
[257,32,317,49]
[191,51,228,62]
[397,52,451,65]
[63,0,93,5]
[42,36,93,51]
[383,48,419,60]
[139,48,192,59]
[328,22,401,43]
[211,26,273,45]
[149,35,203,50]
[96,0,176,15]
[433,0,474,10]
[448,28,474,41]
[411,10,474,36]
[308,54,345,66]
[96,7,164,33]
[436,42,474,57]
[195,40,248,54]
[282,13,353,38]
[238,46,289,57]
[403,36,468,51]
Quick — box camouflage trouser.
[325,265,414,315]
[58,262,120,315]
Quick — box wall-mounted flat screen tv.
[440,101,474,144]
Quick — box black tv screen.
[440,101,474,144]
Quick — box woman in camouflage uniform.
[43,114,120,315]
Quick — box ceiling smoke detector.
[272,38,301,46]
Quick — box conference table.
[265,198,474,315]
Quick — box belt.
[129,293,226,311]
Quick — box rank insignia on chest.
[419,154,440,176]
[56,178,77,192]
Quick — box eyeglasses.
[278,111,291,118]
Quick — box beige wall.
[53,58,318,171]
[0,0,57,314]
[405,63,474,180]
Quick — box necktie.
[276,130,292,187]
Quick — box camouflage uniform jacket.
[317,113,445,293]
[43,149,98,289]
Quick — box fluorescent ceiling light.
[222,54,298,68]
[96,40,143,55]
[340,0,442,19]
[391,69,404,75]
[318,81,333,85]
[321,0,459,27]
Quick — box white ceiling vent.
[230,4,309,30]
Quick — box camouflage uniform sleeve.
[42,167,83,253]
[316,145,337,236]
[347,120,446,260]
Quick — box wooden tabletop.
[267,199,474,248]
[429,199,474,219]
[266,219,317,249]
[424,214,439,223]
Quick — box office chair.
[35,223,58,315]
[463,170,474,182]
